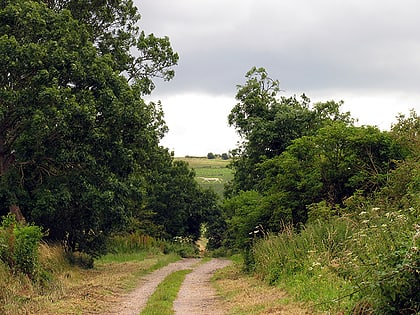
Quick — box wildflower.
[413,225,420,244]
[359,211,367,216]
[362,220,369,224]
[381,224,387,227]
[371,207,380,211]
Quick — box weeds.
[0,214,43,278]
[251,204,419,313]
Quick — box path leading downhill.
[106,258,231,315]
[173,258,232,315]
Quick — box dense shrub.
[251,200,419,313]
[162,236,199,258]
[0,214,43,277]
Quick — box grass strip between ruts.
[140,268,192,315]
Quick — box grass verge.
[141,269,192,315]
[212,255,315,315]
[1,249,180,315]
[46,252,180,314]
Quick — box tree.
[0,0,178,255]
[144,159,219,241]
[256,122,405,225]
[41,0,178,95]
[227,67,353,194]
[391,109,420,157]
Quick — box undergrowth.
[252,204,419,314]
[250,149,420,314]
[0,225,199,314]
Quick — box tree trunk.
[0,151,26,223]
[9,204,26,224]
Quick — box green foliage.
[0,214,43,277]
[207,152,215,159]
[225,69,419,313]
[222,190,271,251]
[250,153,420,313]
[225,121,405,244]
[106,232,199,258]
[145,159,220,242]
[348,209,419,314]
[227,67,353,194]
[162,236,200,258]
[0,0,190,258]
[107,232,161,254]
[391,109,420,158]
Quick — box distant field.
[176,157,233,197]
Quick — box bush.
[251,205,420,313]
[107,232,160,253]
[162,236,199,258]
[0,214,43,277]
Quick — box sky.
[136,0,420,157]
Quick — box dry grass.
[212,261,319,315]
[39,255,175,315]
[1,240,179,315]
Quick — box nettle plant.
[342,207,420,314]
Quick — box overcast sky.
[137,0,420,157]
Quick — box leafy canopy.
[0,0,215,257]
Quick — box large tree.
[227,67,353,194]
[0,0,179,254]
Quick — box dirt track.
[174,258,231,315]
[107,258,231,315]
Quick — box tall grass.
[253,219,356,312]
[0,242,66,314]
[252,205,419,313]
[107,232,199,258]
[107,231,161,253]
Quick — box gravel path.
[106,258,230,315]
[173,258,232,315]
[106,258,200,315]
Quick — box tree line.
[1,0,418,270]
[214,67,418,252]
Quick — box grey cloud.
[138,0,420,98]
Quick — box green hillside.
[176,157,233,197]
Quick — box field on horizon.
[176,157,233,197]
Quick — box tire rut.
[173,258,232,315]
[106,258,200,315]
